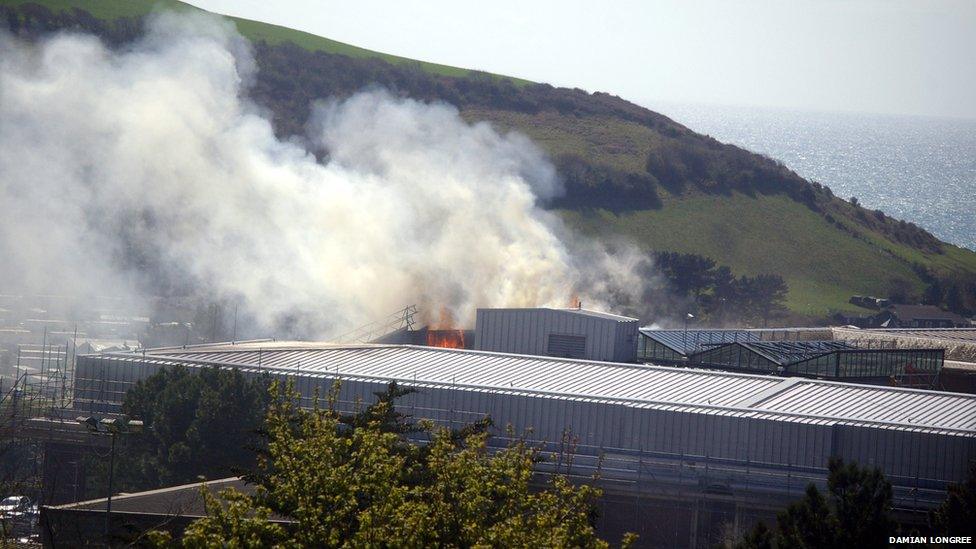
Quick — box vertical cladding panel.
[879,430,900,475]
[542,397,556,442]
[695,415,707,456]
[816,425,831,467]
[716,416,731,458]
[524,394,539,437]
[528,393,541,439]
[917,432,938,481]
[737,417,751,462]
[795,425,809,466]
[588,317,600,360]
[527,312,543,356]
[773,421,793,464]
[607,406,634,448]
[599,402,613,448]
[571,400,584,445]
[474,310,484,350]
[617,405,631,449]
[950,436,976,481]
[664,409,677,454]
[796,424,811,466]
[589,401,602,447]
[931,437,948,478]
[898,430,917,478]
[488,311,500,352]
[597,319,607,361]
[726,416,739,458]
[759,421,774,464]
[490,311,503,354]
[678,413,691,456]
[547,398,563,443]
[640,408,656,452]
[500,312,511,354]
[600,402,613,448]
[665,411,679,454]
[579,401,593,446]
[747,417,760,464]
[718,415,732,459]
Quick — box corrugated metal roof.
[480,307,638,323]
[639,329,762,355]
[704,340,856,366]
[132,343,777,408]
[859,328,976,344]
[100,343,976,436]
[758,382,976,432]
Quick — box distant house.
[848,295,891,310]
[837,304,968,329]
[882,304,968,328]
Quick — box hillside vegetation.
[4,0,975,323]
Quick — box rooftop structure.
[687,340,944,387]
[637,329,763,361]
[75,342,975,436]
[40,477,279,546]
[474,307,639,362]
[74,343,975,504]
[834,327,976,362]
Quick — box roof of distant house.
[888,304,967,323]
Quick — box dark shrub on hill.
[553,154,661,212]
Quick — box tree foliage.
[736,457,894,548]
[650,251,789,325]
[930,463,976,536]
[153,381,631,548]
[89,366,270,495]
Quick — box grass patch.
[462,108,663,174]
[561,193,927,317]
[2,0,531,83]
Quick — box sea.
[653,103,976,252]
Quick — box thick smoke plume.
[0,13,645,337]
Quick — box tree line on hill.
[643,251,789,327]
[74,366,976,547]
[1,2,948,254]
[919,269,976,318]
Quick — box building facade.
[474,308,639,362]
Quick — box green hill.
[4,0,975,324]
[1,0,528,81]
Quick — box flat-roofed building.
[474,307,639,362]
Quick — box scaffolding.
[333,305,419,344]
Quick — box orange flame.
[434,307,456,330]
[426,329,466,349]
[568,295,581,309]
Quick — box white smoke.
[0,13,645,337]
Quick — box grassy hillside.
[1,0,528,81]
[562,195,923,316]
[5,0,976,323]
[464,107,976,314]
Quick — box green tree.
[89,366,271,495]
[155,381,632,548]
[734,274,789,326]
[737,457,893,548]
[930,463,976,536]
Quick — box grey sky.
[187,0,976,119]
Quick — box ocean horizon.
[655,102,976,252]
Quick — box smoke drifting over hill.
[0,13,647,337]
